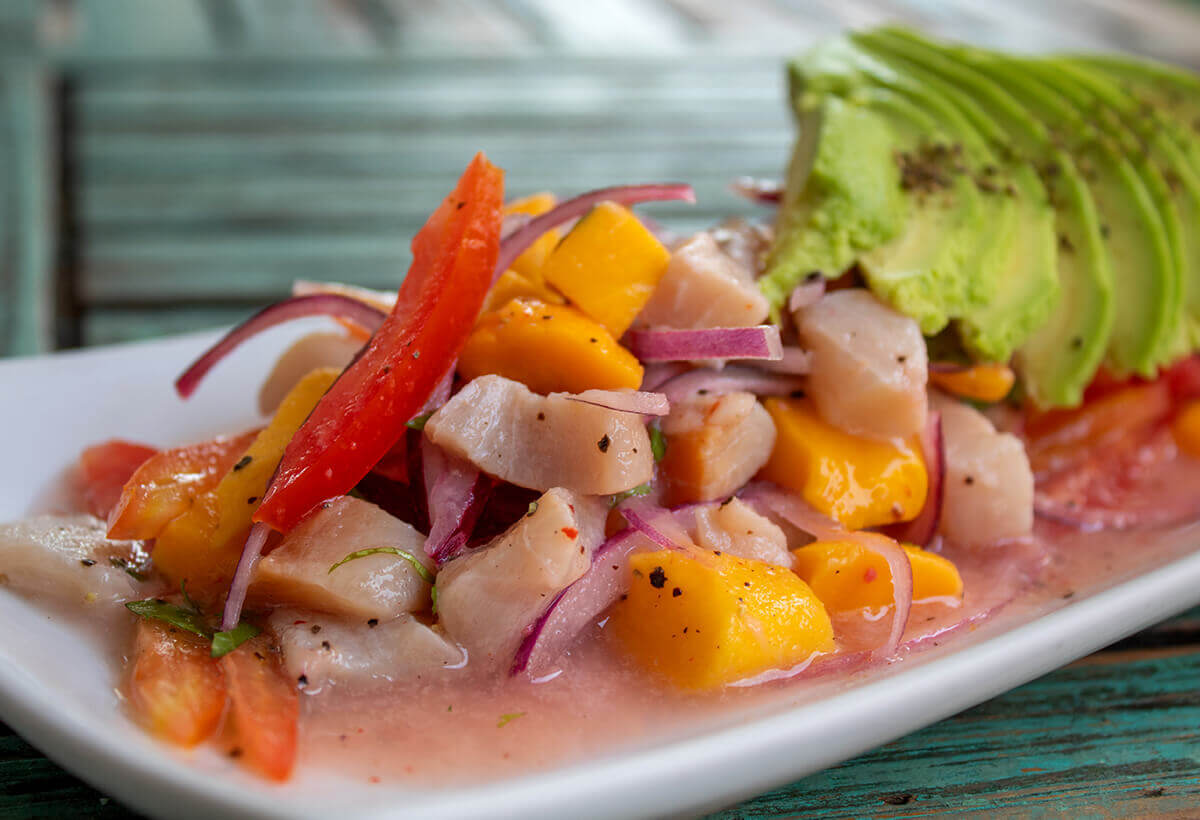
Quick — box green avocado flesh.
[766,28,1200,407]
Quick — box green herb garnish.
[611,483,652,507]
[328,547,434,584]
[125,599,210,638]
[406,412,434,431]
[211,622,261,658]
[526,501,539,517]
[109,556,148,582]
[431,584,439,615]
[180,579,202,614]
[497,711,526,728]
[649,423,666,462]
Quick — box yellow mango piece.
[482,269,565,313]
[504,192,559,279]
[542,202,670,337]
[792,540,963,612]
[612,550,834,690]
[459,298,643,394]
[760,397,927,530]
[930,363,1015,403]
[1173,399,1200,459]
[153,368,340,597]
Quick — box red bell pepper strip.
[254,153,504,533]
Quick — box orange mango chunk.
[153,367,340,598]
[482,269,565,313]
[930,363,1015,403]
[760,397,927,530]
[542,201,670,337]
[792,540,963,612]
[504,192,560,279]
[1172,399,1200,459]
[612,550,834,689]
[459,298,643,394]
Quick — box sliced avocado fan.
[764,27,1200,407]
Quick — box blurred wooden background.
[3,0,1200,357]
[5,1,1200,818]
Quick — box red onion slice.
[618,496,697,551]
[625,326,783,363]
[881,412,944,547]
[221,520,271,631]
[729,176,783,205]
[658,366,805,406]
[511,527,656,677]
[787,276,826,313]
[292,280,396,312]
[495,183,695,279]
[640,362,690,392]
[175,294,386,399]
[562,389,669,416]
[740,481,843,541]
[421,438,489,565]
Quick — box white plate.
[3,327,1200,820]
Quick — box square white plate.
[3,327,1200,819]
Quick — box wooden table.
[3,1,1200,817]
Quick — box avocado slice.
[1016,58,1183,377]
[761,93,905,312]
[876,34,1112,407]
[854,29,1059,367]
[774,36,1009,336]
[1055,58,1200,353]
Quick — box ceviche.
[5,27,1200,786]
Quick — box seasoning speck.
[672,587,682,597]
[598,434,611,453]
[297,675,308,688]
[367,618,379,628]
[79,559,96,567]
[233,455,252,472]
[310,625,322,634]
[649,566,667,589]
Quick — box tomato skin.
[221,637,299,782]
[128,620,226,747]
[78,440,157,519]
[255,153,504,533]
[106,430,259,541]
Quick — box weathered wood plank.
[0,60,55,356]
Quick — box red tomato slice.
[255,153,504,533]
[221,637,299,782]
[128,620,226,747]
[78,440,157,519]
[107,430,260,541]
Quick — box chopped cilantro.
[497,711,526,728]
[526,501,539,517]
[211,622,261,658]
[329,547,434,585]
[611,483,652,506]
[125,599,210,638]
[108,556,147,582]
[406,412,433,431]
[180,579,202,615]
[648,423,666,462]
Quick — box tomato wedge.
[254,153,504,533]
[221,637,299,781]
[107,430,260,541]
[128,620,227,747]
[78,440,158,519]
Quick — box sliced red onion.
[221,520,271,631]
[418,366,455,417]
[175,294,386,399]
[658,365,805,406]
[625,326,783,363]
[753,347,813,376]
[494,183,695,279]
[291,280,397,312]
[640,362,689,392]
[618,496,697,551]
[729,176,783,205]
[881,412,944,547]
[511,527,655,677]
[787,276,826,313]
[501,212,532,239]
[562,389,669,417]
[898,597,1012,654]
[739,481,843,541]
[421,438,489,565]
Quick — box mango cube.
[504,192,560,279]
[1172,399,1200,459]
[760,397,927,530]
[542,202,670,337]
[612,549,834,689]
[792,540,963,612]
[482,269,565,313]
[459,298,643,394]
[929,363,1015,404]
